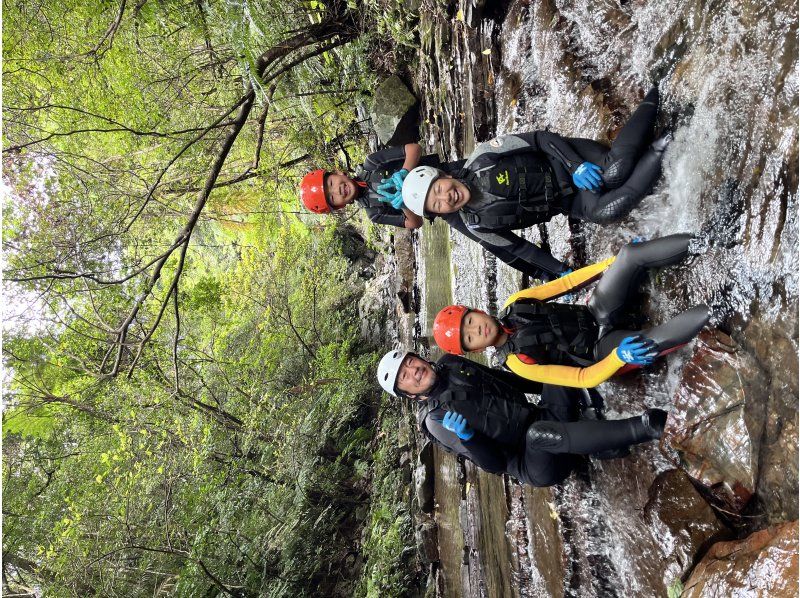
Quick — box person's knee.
[526,421,568,452]
[588,193,635,224]
[602,156,637,189]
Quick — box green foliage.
[3,0,421,595]
[668,579,685,598]
[356,407,416,597]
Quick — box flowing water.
[411,0,797,595]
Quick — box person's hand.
[377,186,405,210]
[616,335,659,365]
[391,168,409,190]
[632,236,646,244]
[558,268,573,278]
[572,162,603,191]
[378,178,398,195]
[443,411,474,441]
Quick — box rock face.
[415,517,439,564]
[643,469,729,579]
[682,521,799,597]
[662,330,768,512]
[415,440,435,513]
[369,76,419,145]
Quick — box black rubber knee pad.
[602,157,637,189]
[526,422,567,451]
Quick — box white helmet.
[377,348,409,396]
[402,166,441,216]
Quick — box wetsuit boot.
[526,409,667,455]
[595,304,710,359]
[588,233,692,326]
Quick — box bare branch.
[86,0,127,57]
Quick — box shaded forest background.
[2,0,421,595]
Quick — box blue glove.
[632,236,646,244]
[377,178,397,193]
[559,268,573,278]
[572,162,603,191]
[616,335,659,366]
[391,168,409,190]
[378,189,405,210]
[442,411,474,441]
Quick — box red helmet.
[433,305,482,355]
[300,169,331,214]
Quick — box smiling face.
[423,175,471,214]
[461,310,503,352]
[325,172,358,208]
[395,354,436,397]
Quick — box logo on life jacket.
[495,170,510,185]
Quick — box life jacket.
[420,357,537,447]
[458,135,564,230]
[354,166,394,210]
[495,298,599,367]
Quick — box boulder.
[357,252,396,348]
[370,76,420,145]
[415,440,435,513]
[415,518,439,564]
[643,469,729,581]
[682,521,798,597]
[662,330,768,512]
[334,223,377,279]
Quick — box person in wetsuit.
[376,350,667,487]
[401,88,670,279]
[299,143,568,279]
[432,234,710,387]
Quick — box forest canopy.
[3,0,417,595]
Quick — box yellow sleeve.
[504,351,625,388]
[503,256,616,307]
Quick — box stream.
[406,0,798,595]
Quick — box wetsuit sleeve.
[513,131,586,174]
[362,146,407,170]
[504,352,625,388]
[426,415,508,474]
[503,256,616,306]
[362,203,409,228]
[443,213,568,279]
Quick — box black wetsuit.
[588,234,709,359]
[452,88,666,279]
[353,146,442,227]
[495,235,710,386]
[354,147,567,278]
[419,355,662,487]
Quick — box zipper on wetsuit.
[548,142,577,170]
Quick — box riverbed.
[406,0,798,595]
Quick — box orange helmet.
[433,305,484,355]
[300,169,331,214]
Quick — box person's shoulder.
[436,353,465,368]
[363,145,405,169]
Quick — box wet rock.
[335,223,377,279]
[415,518,440,564]
[370,76,419,145]
[415,440,435,513]
[644,469,729,578]
[662,329,768,512]
[398,450,412,468]
[358,252,397,348]
[736,312,799,525]
[523,486,565,597]
[682,521,799,597]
